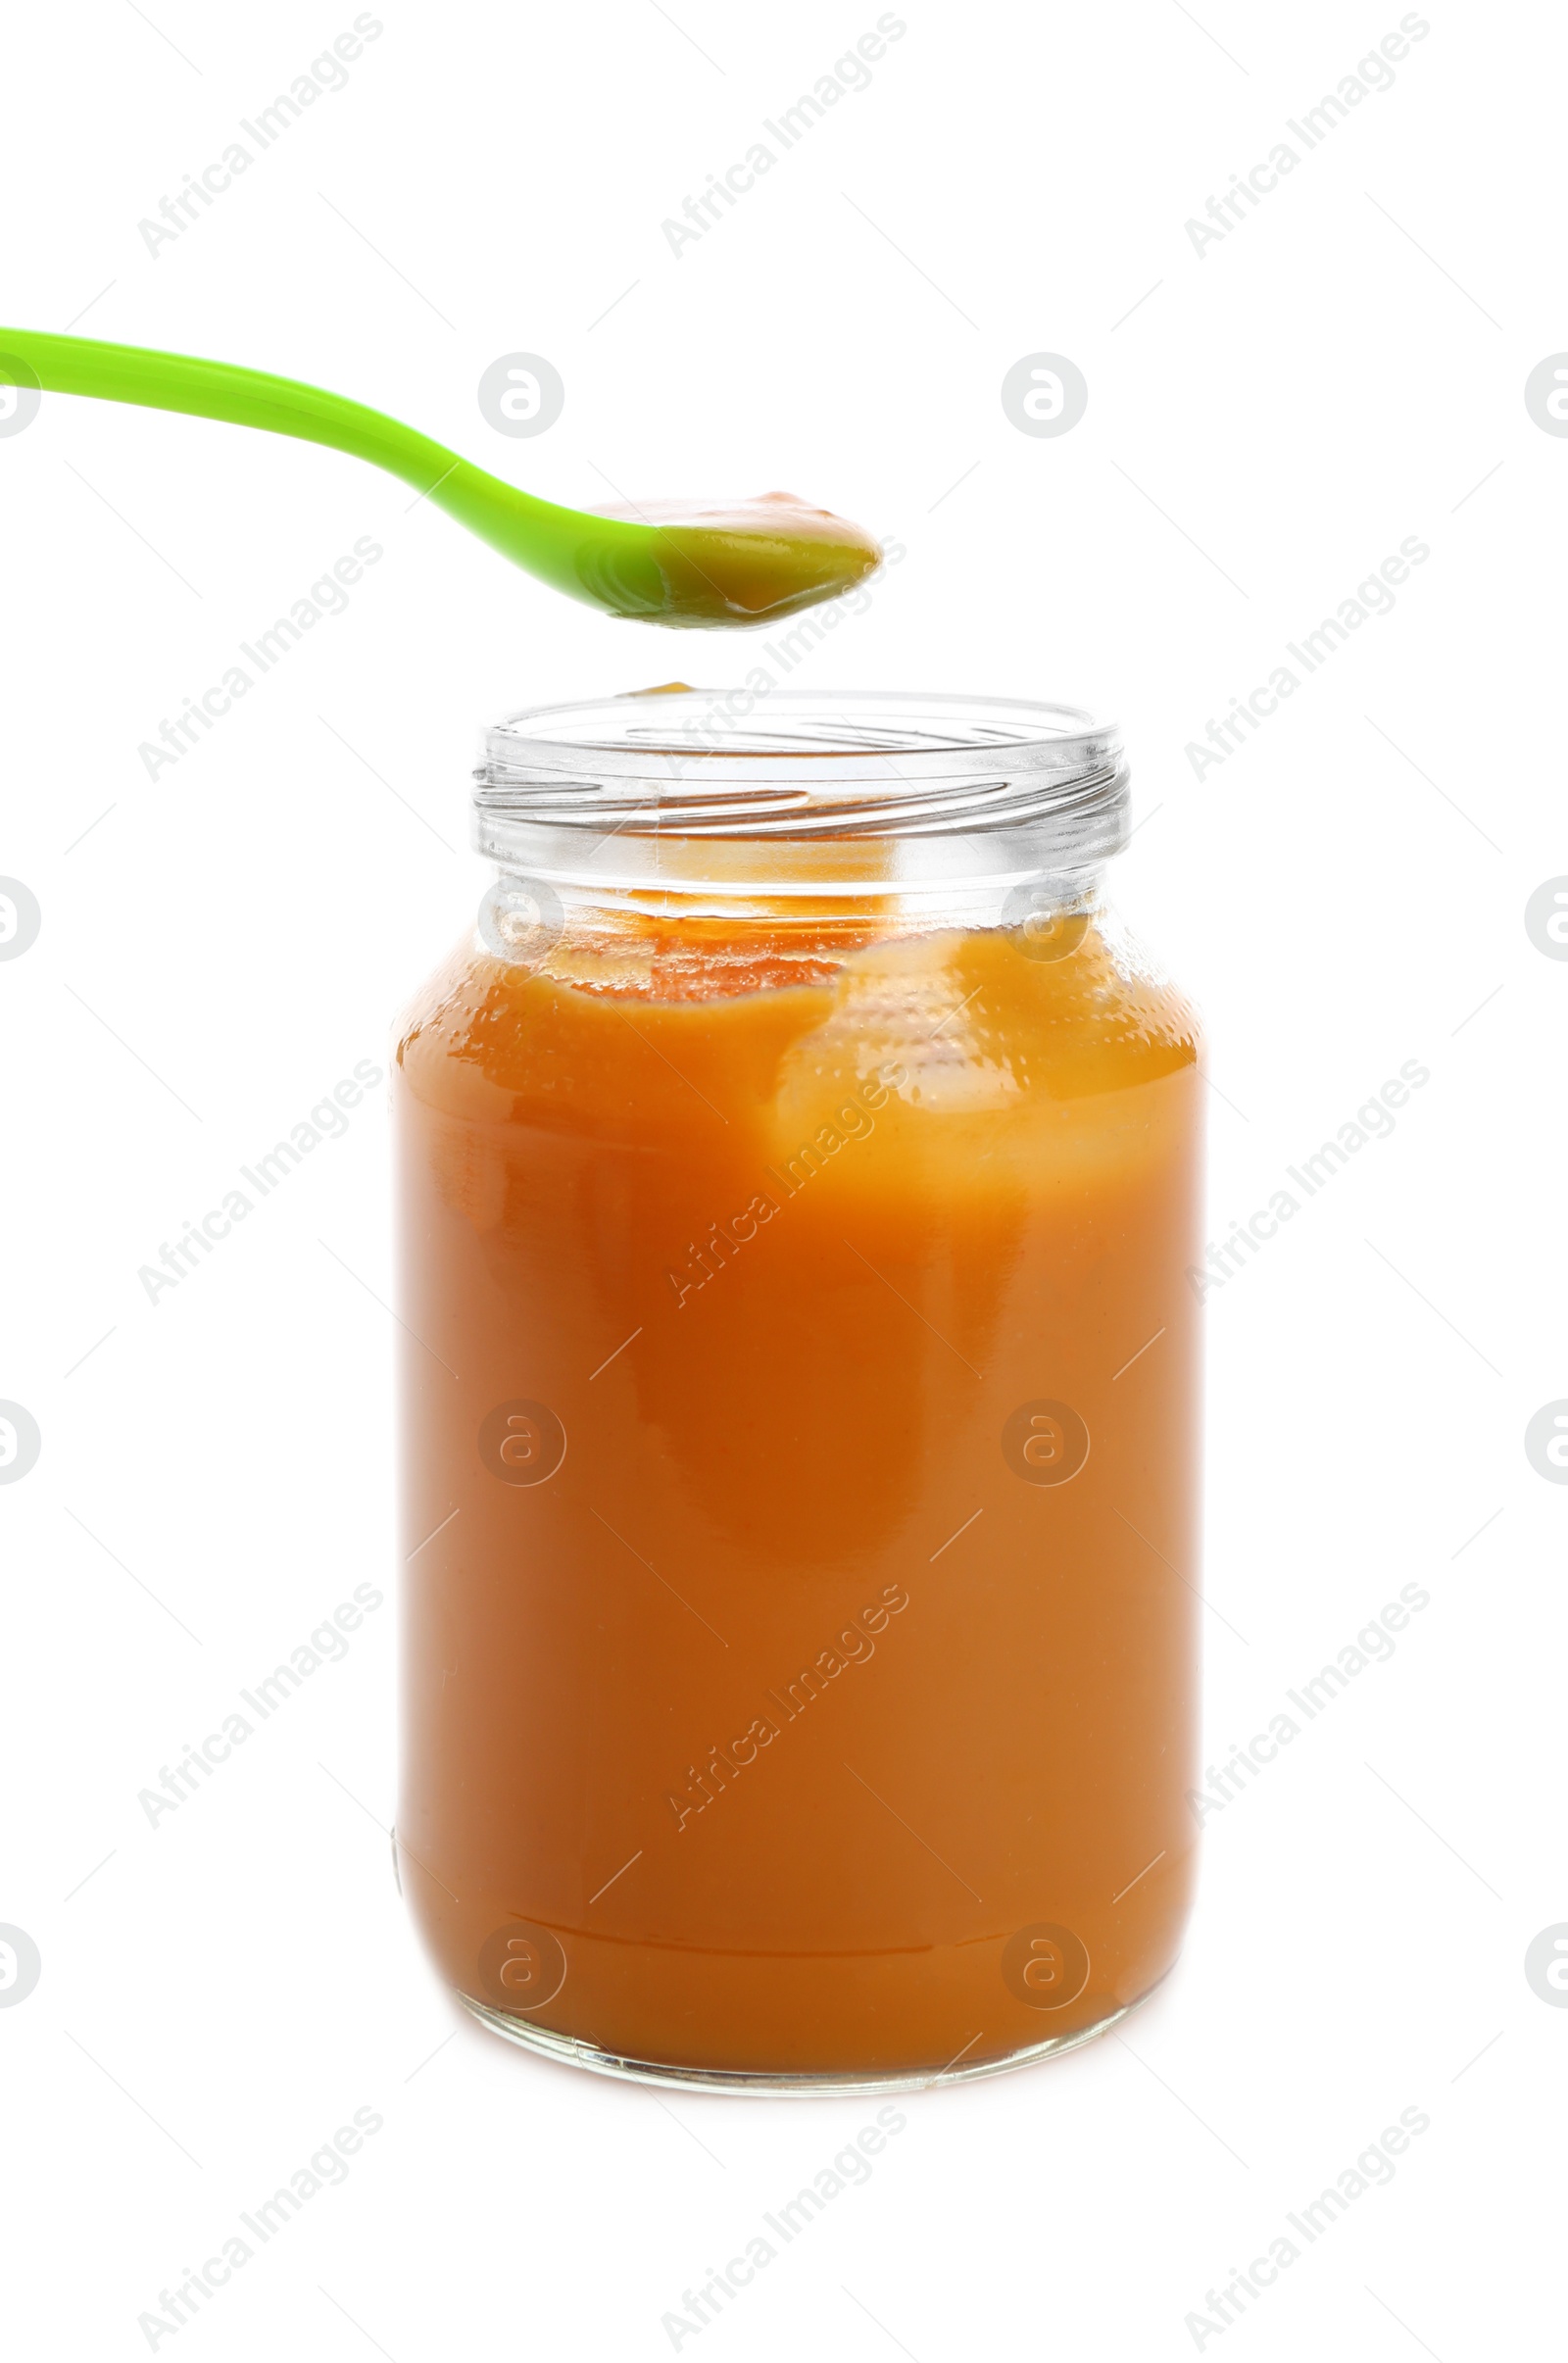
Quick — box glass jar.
[393,688,1203,2092]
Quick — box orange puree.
[395,900,1202,2082]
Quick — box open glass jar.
[393,688,1202,2092]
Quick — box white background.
[1,1,1563,2355]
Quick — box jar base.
[456,1972,1167,2096]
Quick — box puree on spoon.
[587,491,881,623]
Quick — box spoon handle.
[0,327,646,610]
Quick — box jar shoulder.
[394,916,1200,1126]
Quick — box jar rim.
[474,688,1129,856]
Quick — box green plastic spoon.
[0,329,881,627]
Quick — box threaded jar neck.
[472,689,1129,904]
